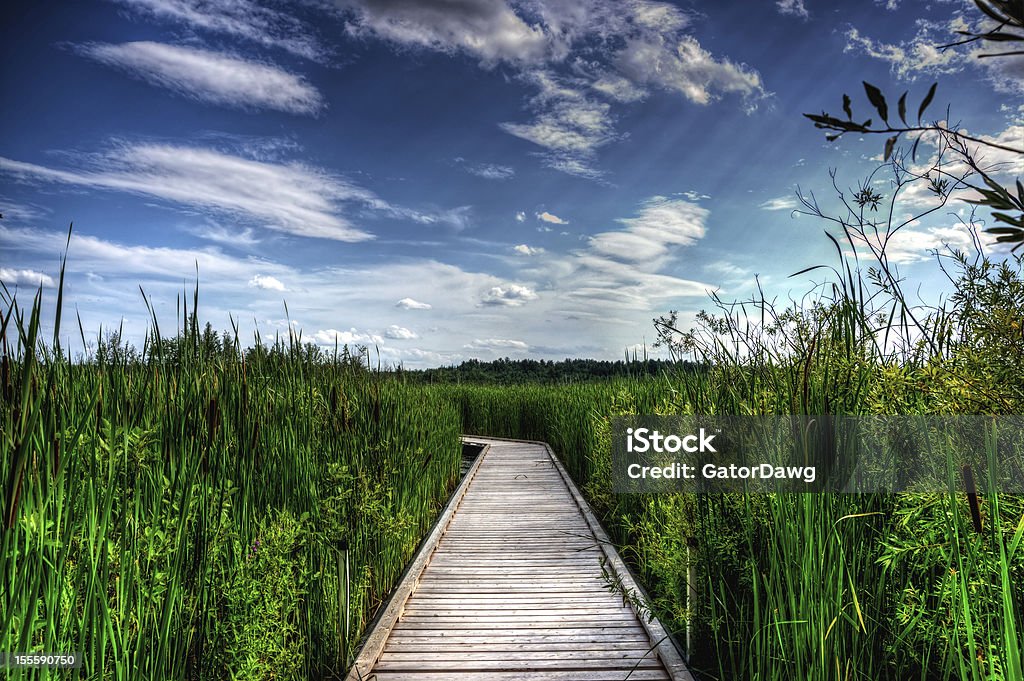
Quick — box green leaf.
[991,212,1024,227]
[911,136,921,162]
[842,94,852,120]
[789,264,830,278]
[884,135,898,162]
[897,92,908,125]
[918,83,937,123]
[804,113,835,125]
[863,82,888,124]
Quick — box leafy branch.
[938,0,1024,57]
[805,81,1024,250]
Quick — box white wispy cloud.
[588,196,707,264]
[185,223,261,248]
[337,1,765,179]
[682,190,710,201]
[510,195,713,316]
[480,284,538,306]
[616,34,764,107]
[705,260,750,279]
[396,297,432,310]
[0,267,56,288]
[776,0,809,19]
[0,224,292,283]
[0,199,48,223]
[515,211,526,222]
[110,0,327,62]
[501,85,617,177]
[461,161,515,180]
[853,224,977,264]
[513,244,544,255]
[77,42,324,114]
[0,143,378,241]
[465,338,529,351]
[590,74,646,103]
[759,196,798,211]
[336,0,548,64]
[843,19,971,81]
[537,210,568,224]
[312,327,383,347]
[385,325,418,339]
[542,155,607,180]
[248,274,285,291]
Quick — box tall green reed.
[1,263,462,679]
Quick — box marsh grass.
[449,266,1023,680]
[3,232,1022,679]
[1,270,462,679]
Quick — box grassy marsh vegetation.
[2,231,1022,681]
[1,284,463,679]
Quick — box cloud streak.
[480,284,538,306]
[0,267,56,288]
[110,0,327,62]
[759,196,798,211]
[396,297,432,309]
[249,274,286,291]
[537,211,568,224]
[465,338,529,352]
[337,0,548,64]
[776,0,809,19]
[589,196,707,264]
[0,143,377,241]
[464,162,515,180]
[78,42,324,114]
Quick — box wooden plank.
[387,629,654,641]
[373,659,664,671]
[396,616,642,626]
[380,651,659,659]
[541,438,697,681]
[347,436,694,681]
[400,607,636,617]
[384,639,654,650]
[369,672,670,681]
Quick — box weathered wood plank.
[369,672,670,681]
[384,639,654,650]
[373,658,664,671]
[345,437,694,681]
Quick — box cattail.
[1,354,9,402]
[206,397,220,442]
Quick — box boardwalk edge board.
[344,440,491,681]
[540,439,696,681]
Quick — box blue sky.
[1,0,1021,366]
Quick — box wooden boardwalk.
[346,437,694,681]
